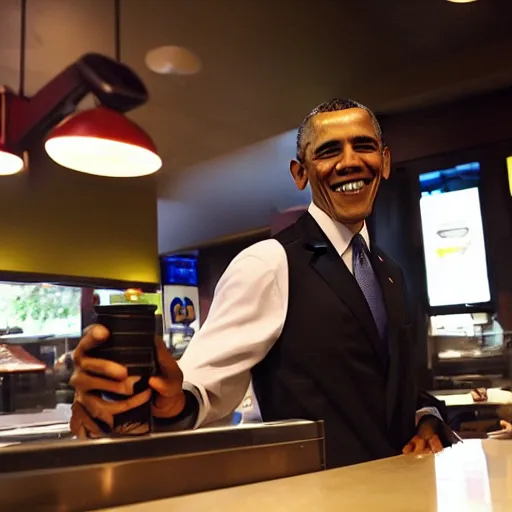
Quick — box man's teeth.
[335,180,365,192]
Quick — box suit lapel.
[372,249,404,425]
[311,250,382,350]
[297,215,382,356]
[294,213,408,428]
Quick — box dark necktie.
[352,234,389,361]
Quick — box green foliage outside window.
[0,283,81,336]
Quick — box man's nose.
[335,146,362,172]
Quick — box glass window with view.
[0,284,163,419]
[94,288,162,313]
[0,283,82,337]
[0,283,82,417]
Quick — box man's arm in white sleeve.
[178,240,288,427]
[415,407,443,426]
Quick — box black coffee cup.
[87,304,158,436]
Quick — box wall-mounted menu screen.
[161,256,198,287]
[419,162,491,309]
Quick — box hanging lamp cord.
[114,0,121,61]
[19,0,27,97]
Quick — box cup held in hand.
[87,304,158,436]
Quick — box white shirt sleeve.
[415,407,443,426]
[178,239,288,427]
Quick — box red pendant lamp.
[45,106,162,177]
[0,0,161,179]
[44,0,161,178]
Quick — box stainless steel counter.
[103,439,512,512]
[0,420,324,511]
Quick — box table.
[433,388,512,407]
[104,439,512,512]
[0,344,46,412]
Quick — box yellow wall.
[0,144,159,286]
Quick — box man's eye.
[318,149,339,158]
[354,144,377,152]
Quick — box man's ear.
[290,159,308,190]
[382,147,391,180]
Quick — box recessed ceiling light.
[446,0,478,3]
[145,46,202,76]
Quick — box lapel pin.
[378,255,384,262]
[388,277,394,284]
[305,242,328,255]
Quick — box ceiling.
[1,0,512,252]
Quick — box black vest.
[251,213,418,469]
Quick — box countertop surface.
[433,388,512,406]
[103,439,512,512]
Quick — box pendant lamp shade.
[45,106,162,177]
[0,144,24,175]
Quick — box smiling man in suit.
[70,99,447,468]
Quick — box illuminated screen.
[160,256,198,286]
[419,163,491,308]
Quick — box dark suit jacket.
[252,213,428,468]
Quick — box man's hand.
[69,325,186,438]
[488,420,512,439]
[402,416,444,455]
[149,337,186,419]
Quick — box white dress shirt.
[179,202,437,428]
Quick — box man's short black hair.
[296,98,383,162]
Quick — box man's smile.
[330,177,373,195]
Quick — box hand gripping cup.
[87,304,158,436]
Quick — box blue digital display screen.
[161,256,198,286]
[419,161,480,197]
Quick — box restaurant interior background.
[0,0,511,435]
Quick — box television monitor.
[160,255,198,287]
[419,162,491,310]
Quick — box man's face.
[290,108,390,229]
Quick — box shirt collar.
[308,202,370,257]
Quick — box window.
[0,283,82,337]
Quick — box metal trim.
[0,421,325,511]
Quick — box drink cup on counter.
[87,304,158,436]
